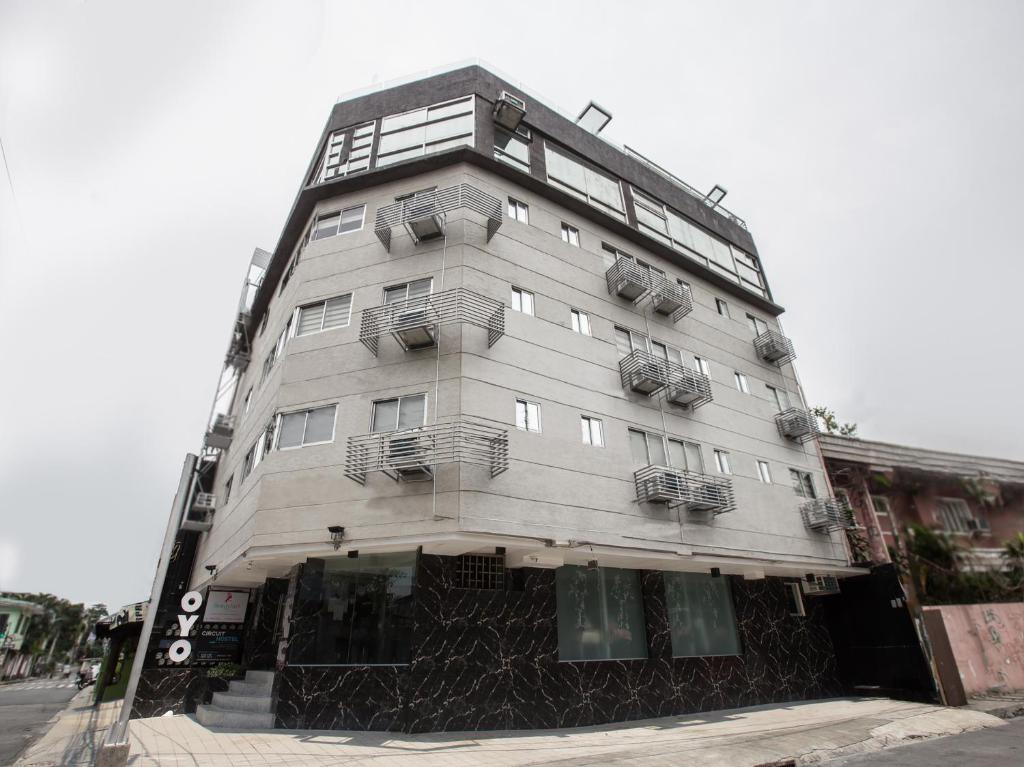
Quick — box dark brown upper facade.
[247,65,783,333]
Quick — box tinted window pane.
[556,566,647,661]
[371,399,399,432]
[628,429,649,465]
[304,406,335,444]
[397,394,426,430]
[289,553,416,665]
[648,435,667,466]
[665,572,741,657]
[278,412,306,449]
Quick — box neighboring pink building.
[820,434,1024,570]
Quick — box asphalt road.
[0,680,79,766]
[822,716,1024,766]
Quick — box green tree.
[811,406,858,437]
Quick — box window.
[494,126,530,171]
[277,405,337,449]
[377,96,474,167]
[615,326,650,358]
[694,356,711,377]
[628,429,702,471]
[289,552,416,665]
[785,582,806,617]
[734,372,750,393]
[242,388,253,416]
[508,197,529,224]
[790,469,816,499]
[223,475,234,503]
[261,317,293,385]
[317,121,376,181]
[297,294,352,336]
[747,313,769,336]
[371,394,426,433]
[937,498,974,533]
[311,204,365,240]
[716,298,730,318]
[511,286,534,315]
[384,277,432,305]
[544,144,625,220]
[581,416,604,446]
[871,495,892,515]
[555,565,647,661]
[757,460,773,484]
[456,554,507,590]
[713,450,731,474]
[515,398,541,432]
[570,309,591,336]
[560,222,580,246]
[665,572,741,657]
[630,189,767,298]
[241,439,259,480]
[766,385,789,411]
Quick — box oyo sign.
[167,591,203,663]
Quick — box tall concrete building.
[134,65,933,731]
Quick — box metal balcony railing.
[634,465,735,514]
[754,330,796,366]
[648,271,693,321]
[358,288,505,356]
[775,408,820,443]
[373,183,503,252]
[800,498,847,532]
[225,312,251,370]
[618,350,713,409]
[606,258,651,301]
[344,418,510,485]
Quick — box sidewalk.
[16,695,1006,767]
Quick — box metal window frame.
[370,393,428,434]
[275,404,338,451]
[581,415,604,447]
[515,398,542,433]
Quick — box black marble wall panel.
[131,669,228,718]
[274,556,843,732]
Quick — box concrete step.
[244,670,275,685]
[196,704,275,729]
[211,691,273,713]
[227,679,272,696]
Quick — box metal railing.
[344,418,510,485]
[605,260,692,322]
[634,465,735,514]
[800,498,847,532]
[373,183,503,251]
[204,415,237,450]
[618,349,713,409]
[775,408,820,443]
[754,329,796,366]
[623,145,749,231]
[358,288,505,356]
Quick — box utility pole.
[96,454,196,767]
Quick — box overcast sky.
[1,0,1022,610]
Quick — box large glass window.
[377,96,475,167]
[545,144,625,220]
[494,126,531,171]
[384,277,432,305]
[290,553,416,665]
[312,205,364,240]
[628,429,702,471]
[556,565,647,661]
[665,572,741,657]
[297,294,352,336]
[317,121,376,182]
[631,188,767,298]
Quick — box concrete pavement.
[821,716,1024,765]
[14,695,1008,767]
[0,679,79,766]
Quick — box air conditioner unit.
[204,415,236,450]
[493,91,527,131]
[666,369,709,408]
[802,575,840,596]
[192,493,216,513]
[685,479,728,512]
[651,284,690,316]
[627,360,666,395]
[391,305,437,350]
[386,433,433,480]
[612,267,648,301]
[402,194,444,243]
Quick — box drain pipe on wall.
[97,453,197,767]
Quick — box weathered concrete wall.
[925,603,1024,695]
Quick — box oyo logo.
[167,591,202,663]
